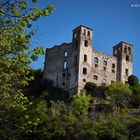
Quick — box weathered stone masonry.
[44,25,133,94]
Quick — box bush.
[128,75,139,87]
[106,82,132,108]
[84,82,96,95]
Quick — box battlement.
[44,25,133,94]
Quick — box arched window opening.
[103,60,107,66]
[84,40,88,47]
[94,57,98,63]
[118,47,122,52]
[128,47,131,54]
[87,31,90,36]
[124,46,127,53]
[83,29,86,35]
[115,49,117,55]
[63,61,67,70]
[74,32,77,38]
[64,51,68,57]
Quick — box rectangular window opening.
[103,67,106,71]
[83,79,86,82]
[74,55,78,66]
[84,54,87,62]
[112,63,115,69]
[126,55,129,62]
[112,69,115,73]
[83,67,87,75]
[62,82,65,86]
[95,64,98,68]
[125,69,129,76]
[94,75,98,80]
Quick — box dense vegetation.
[0,0,140,139]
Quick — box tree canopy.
[0,0,54,94]
[1,1,140,139]
[0,0,54,139]
[128,75,139,87]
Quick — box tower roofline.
[113,41,133,49]
[73,25,93,31]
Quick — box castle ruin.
[44,25,133,94]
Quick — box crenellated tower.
[44,25,134,95]
[72,25,93,92]
[113,41,133,83]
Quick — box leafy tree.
[0,0,54,94]
[128,75,140,95]
[36,101,67,139]
[71,93,90,117]
[0,0,54,139]
[128,75,140,108]
[128,75,139,87]
[84,82,96,95]
[106,82,132,109]
[128,117,140,140]
[1,1,140,139]
[0,91,48,139]
[36,93,91,140]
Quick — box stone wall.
[78,50,117,91]
[44,42,79,94]
[44,25,133,94]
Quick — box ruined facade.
[44,25,133,94]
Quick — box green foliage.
[131,94,140,108]
[84,82,97,97]
[128,75,139,87]
[1,1,140,139]
[0,0,54,139]
[128,75,140,107]
[71,93,90,117]
[1,90,140,139]
[0,0,54,94]
[128,75,140,95]
[35,93,92,140]
[128,117,140,139]
[106,82,132,108]
[25,69,70,102]
[84,82,96,93]
[0,91,48,139]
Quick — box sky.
[30,0,140,79]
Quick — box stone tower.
[113,41,133,83]
[72,25,93,92]
[44,25,133,95]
